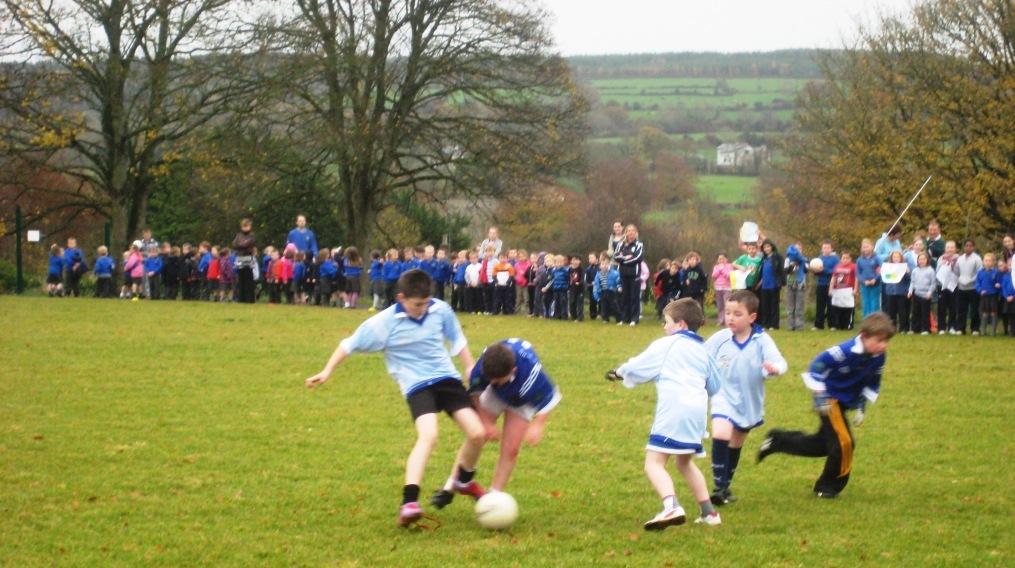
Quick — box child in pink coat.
[712,253,733,325]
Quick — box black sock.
[711,439,729,489]
[457,467,476,484]
[403,484,420,505]
[728,447,742,486]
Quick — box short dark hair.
[662,298,704,331]
[727,290,759,314]
[860,312,896,340]
[397,269,433,299]
[888,225,903,236]
[481,343,516,380]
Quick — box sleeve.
[760,335,788,377]
[467,354,488,396]
[286,229,297,246]
[862,355,884,404]
[625,241,644,265]
[705,356,721,397]
[441,307,468,356]
[593,274,602,300]
[616,339,666,388]
[309,231,318,255]
[802,348,837,392]
[339,317,388,354]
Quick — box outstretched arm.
[305,345,350,387]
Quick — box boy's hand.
[605,369,622,382]
[305,372,330,388]
[853,405,866,427]
[762,362,780,375]
[524,422,545,445]
[812,392,830,415]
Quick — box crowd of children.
[42,221,1015,338]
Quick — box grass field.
[695,175,758,205]
[2,297,1012,566]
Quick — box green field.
[696,174,758,204]
[2,297,1012,566]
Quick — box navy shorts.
[406,378,474,421]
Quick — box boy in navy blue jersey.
[431,338,561,509]
[758,312,895,498]
[306,270,485,527]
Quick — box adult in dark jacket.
[232,218,257,303]
[615,224,645,325]
[757,238,785,329]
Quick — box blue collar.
[393,299,436,325]
[732,324,764,350]
[668,329,704,343]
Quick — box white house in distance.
[716,143,768,174]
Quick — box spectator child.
[783,243,808,331]
[536,253,555,318]
[883,250,910,332]
[856,239,882,318]
[144,248,163,300]
[654,260,680,320]
[976,253,1001,336]
[829,250,858,331]
[593,258,621,323]
[382,248,402,308]
[732,242,763,291]
[218,247,234,302]
[705,290,787,506]
[304,252,319,306]
[344,246,363,308]
[549,254,569,320]
[293,251,307,304]
[464,251,482,314]
[758,313,895,499]
[682,252,708,314]
[567,255,584,321]
[451,250,467,312]
[491,251,516,315]
[63,238,88,297]
[999,259,1015,336]
[162,246,182,300]
[479,244,498,315]
[908,252,936,334]
[526,252,540,316]
[585,252,600,320]
[369,250,384,311]
[125,245,144,300]
[712,253,733,326]
[47,244,64,297]
[93,246,115,298]
[304,270,484,527]
[206,246,222,301]
[607,298,722,528]
[514,249,531,315]
[435,248,452,302]
[812,241,840,330]
[937,241,960,334]
[316,249,336,306]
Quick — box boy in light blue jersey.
[305,269,486,528]
[704,290,787,507]
[607,298,723,529]
[758,312,894,498]
[431,338,561,509]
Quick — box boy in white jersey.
[305,269,487,528]
[704,290,787,506]
[607,298,722,529]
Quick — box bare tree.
[0,0,255,254]
[247,0,587,252]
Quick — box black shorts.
[406,378,474,421]
[46,273,62,285]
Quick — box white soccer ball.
[475,491,518,530]
[808,258,824,273]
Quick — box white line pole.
[887,175,932,235]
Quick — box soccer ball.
[475,491,518,530]
[808,258,824,273]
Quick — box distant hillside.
[566,50,826,80]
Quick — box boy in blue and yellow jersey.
[431,338,561,509]
[306,270,485,528]
[704,290,786,506]
[758,312,894,498]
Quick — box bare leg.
[675,454,709,503]
[405,413,439,486]
[644,451,675,499]
[490,412,529,491]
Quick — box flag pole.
[887,176,932,235]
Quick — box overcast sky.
[539,0,916,55]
